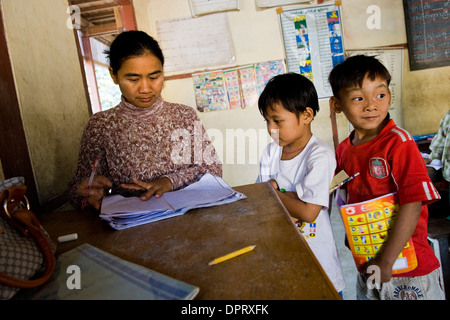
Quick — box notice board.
[403,0,450,70]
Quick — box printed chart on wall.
[255,60,286,95]
[223,65,258,109]
[193,70,229,112]
[192,60,285,112]
[279,4,344,98]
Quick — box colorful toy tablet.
[336,192,417,275]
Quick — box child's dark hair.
[328,55,391,99]
[104,30,164,74]
[258,73,319,118]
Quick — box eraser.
[58,233,78,243]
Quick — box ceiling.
[69,0,129,45]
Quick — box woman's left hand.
[120,176,172,200]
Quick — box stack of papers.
[100,174,246,230]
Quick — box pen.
[329,172,360,194]
[81,158,99,209]
[208,245,256,265]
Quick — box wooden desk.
[38,182,340,300]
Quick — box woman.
[69,31,222,210]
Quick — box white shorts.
[356,268,445,300]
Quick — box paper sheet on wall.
[347,50,403,128]
[255,0,311,8]
[279,4,344,99]
[156,13,235,73]
[189,0,239,17]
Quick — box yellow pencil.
[208,245,256,265]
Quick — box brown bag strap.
[0,186,56,288]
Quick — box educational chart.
[192,60,285,112]
[254,60,286,95]
[193,70,229,112]
[223,65,258,109]
[279,4,344,98]
[336,192,418,275]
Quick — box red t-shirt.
[336,120,440,277]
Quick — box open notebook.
[100,173,246,230]
[14,243,199,300]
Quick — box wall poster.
[223,65,258,109]
[255,60,287,95]
[279,4,344,98]
[193,71,229,112]
[192,60,286,112]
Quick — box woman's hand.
[75,176,113,210]
[121,176,172,200]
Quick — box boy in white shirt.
[256,73,345,296]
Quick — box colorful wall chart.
[255,60,286,95]
[279,4,344,98]
[192,60,286,112]
[223,65,258,109]
[193,71,229,112]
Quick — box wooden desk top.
[38,182,340,300]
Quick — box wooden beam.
[113,0,132,5]
[80,3,116,14]
[117,3,137,31]
[85,22,118,36]
[71,0,106,5]
[330,105,339,151]
[114,7,123,32]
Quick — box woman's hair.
[104,30,164,74]
[258,73,319,118]
[328,54,391,99]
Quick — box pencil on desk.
[81,158,99,209]
[208,245,256,265]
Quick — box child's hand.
[268,179,279,190]
[363,257,394,284]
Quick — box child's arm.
[365,201,422,282]
[278,191,322,223]
[268,179,322,222]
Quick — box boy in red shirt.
[328,55,444,300]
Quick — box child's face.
[264,103,313,148]
[331,74,391,138]
[110,52,164,108]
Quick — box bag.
[0,177,56,299]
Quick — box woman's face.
[110,52,164,108]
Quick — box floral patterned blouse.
[69,96,222,208]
